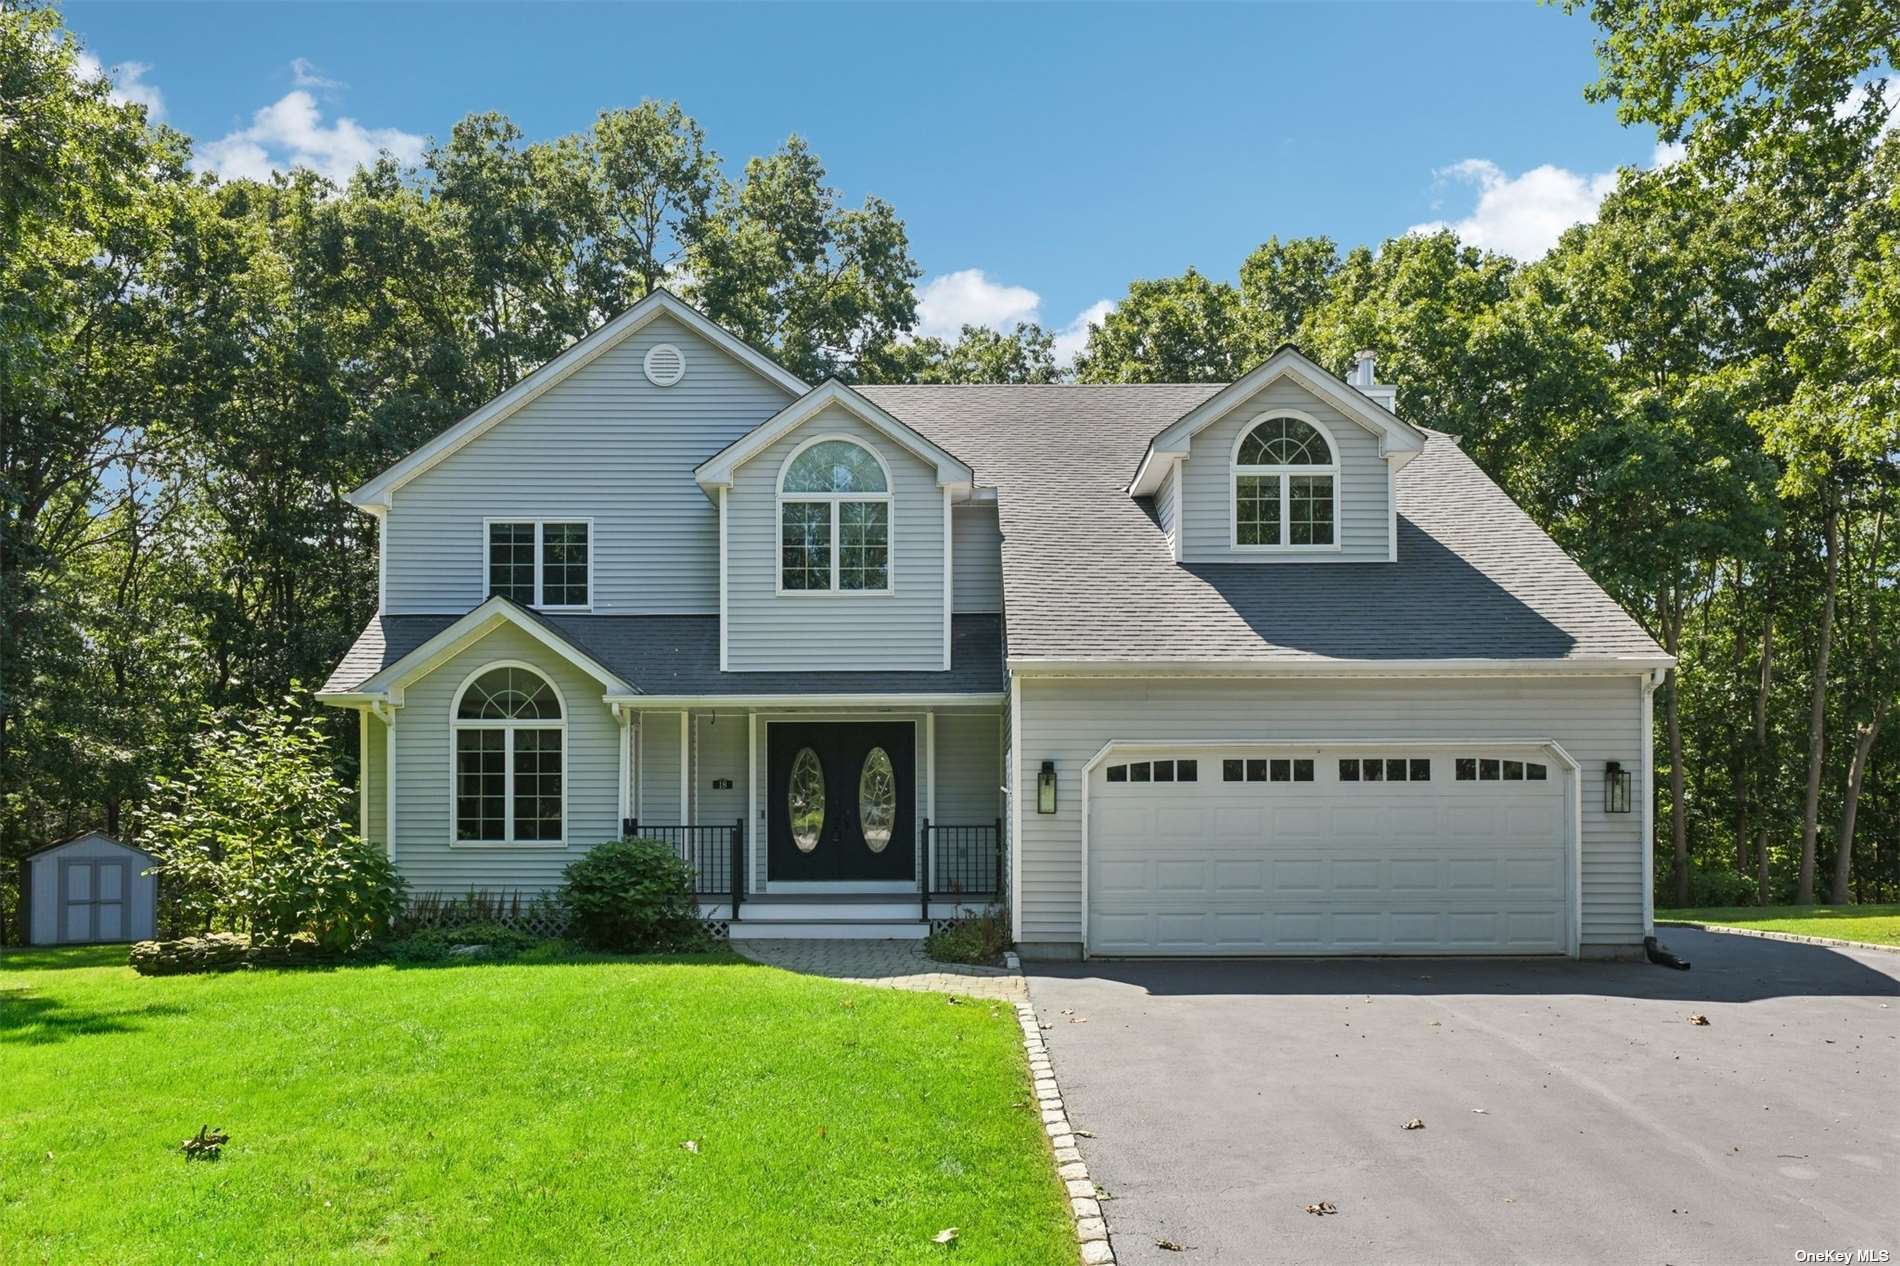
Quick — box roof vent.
[644,343,686,387]
[1347,350,1397,412]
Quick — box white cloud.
[194,82,424,185]
[1051,299,1115,367]
[1651,138,1688,168]
[915,269,1040,340]
[913,269,1113,368]
[1408,158,1618,260]
[74,51,165,120]
[289,57,343,90]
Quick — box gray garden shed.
[22,831,158,945]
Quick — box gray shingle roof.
[857,384,1664,664]
[321,613,1005,696]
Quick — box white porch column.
[679,710,690,823]
[747,710,759,890]
[615,704,631,830]
[383,706,398,861]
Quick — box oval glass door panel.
[859,747,896,853]
[788,748,825,852]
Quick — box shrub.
[129,933,341,976]
[1682,865,1761,908]
[386,921,545,963]
[137,690,405,952]
[925,906,1011,965]
[559,838,706,952]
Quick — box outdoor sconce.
[1037,761,1058,814]
[1604,761,1632,814]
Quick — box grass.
[0,945,1073,1265]
[1657,904,1900,946]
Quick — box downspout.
[1640,668,1690,969]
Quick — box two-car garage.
[1084,745,1574,957]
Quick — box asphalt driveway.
[1027,930,1899,1266]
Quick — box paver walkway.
[732,938,1026,1000]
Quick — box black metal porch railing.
[624,819,745,915]
[920,818,1005,920]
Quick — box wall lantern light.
[1037,761,1058,814]
[1604,761,1632,814]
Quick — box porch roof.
[321,612,1005,701]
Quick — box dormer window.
[1231,413,1338,550]
[778,437,892,593]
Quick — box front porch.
[619,707,1007,938]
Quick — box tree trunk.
[1830,695,1887,905]
[1661,601,1688,908]
[1797,502,1839,905]
[1743,607,1775,882]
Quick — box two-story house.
[319,290,1671,959]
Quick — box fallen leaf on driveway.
[1304,1201,1338,1216]
[1471,1108,1488,1114]
[1402,1118,1425,1130]
[1155,1238,1187,1251]
[680,1140,699,1153]
[1688,1014,1711,1026]
[1075,1129,1095,1138]
[1069,1016,1088,1024]
[932,1227,958,1245]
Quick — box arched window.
[1232,414,1338,549]
[452,664,565,844]
[778,437,892,592]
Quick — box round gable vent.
[643,342,686,387]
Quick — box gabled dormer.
[695,380,976,673]
[1131,347,1426,564]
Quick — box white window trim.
[480,517,596,612]
[447,660,569,849]
[1227,409,1344,554]
[773,434,896,597]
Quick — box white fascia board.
[354,596,633,697]
[1006,655,1678,679]
[602,691,1006,709]
[1130,348,1426,496]
[693,379,975,491]
[348,290,806,509]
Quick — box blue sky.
[68,1,1674,359]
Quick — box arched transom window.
[778,437,892,592]
[1232,414,1338,549]
[453,664,564,844]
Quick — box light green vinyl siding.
[389,624,620,896]
[383,315,793,615]
[951,505,1003,613]
[725,405,947,671]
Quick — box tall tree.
[1073,269,1248,382]
[689,136,920,381]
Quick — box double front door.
[766,722,916,881]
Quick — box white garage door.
[1088,749,1569,956]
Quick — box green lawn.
[0,946,1073,1265]
[1657,904,1900,946]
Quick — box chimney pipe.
[1349,350,1377,387]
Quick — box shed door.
[1088,748,1568,956]
[62,861,130,943]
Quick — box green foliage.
[558,839,708,953]
[1679,866,1765,910]
[925,907,1012,966]
[876,322,1060,385]
[384,921,546,963]
[136,691,404,951]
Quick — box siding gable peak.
[349,290,807,510]
[694,379,976,492]
[1130,345,1426,497]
